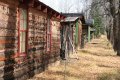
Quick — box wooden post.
[88,26,91,42]
[75,21,78,48]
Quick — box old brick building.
[0,0,64,80]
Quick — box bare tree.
[87,0,120,56]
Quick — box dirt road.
[29,35,120,80]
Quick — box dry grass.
[29,35,120,80]
[97,69,120,80]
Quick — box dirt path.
[29,35,120,80]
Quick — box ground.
[29,35,120,80]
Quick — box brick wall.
[50,20,60,62]
[0,1,61,80]
[0,0,19,80]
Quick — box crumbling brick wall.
[0,0,19,80]
[27,8,48,78]
[0,0,62,80]
[50,20,60,62]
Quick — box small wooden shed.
[81,19,95,48]
[60,17,82,59]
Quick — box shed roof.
[62,13,84,17]
[61,17,79,22]
[86,19,94,26]
[62,13,85,23]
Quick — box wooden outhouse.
[81,19,95,48]
[0,0,64,80]
[86,19,95,42]
[60,17,83,59]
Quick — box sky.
[39,0,88,13]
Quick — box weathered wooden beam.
[43,8,47,13]
[40,5,47,13]
[53,13,57,17]
[57,14,60,19]
[37,5,42,10]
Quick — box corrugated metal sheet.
[85,19,94,26]
[61,13,85,23]
[61,17,79,22]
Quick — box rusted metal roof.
[62,13,85,23]
[61,17,79,22]
[62,13,84,17]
